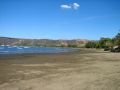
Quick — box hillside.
[0,37,89,47]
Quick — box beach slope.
[0,49,120,90]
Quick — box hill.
[0,37,89,47]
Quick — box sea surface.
[0,45,75,54]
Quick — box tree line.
[85,32,120,52]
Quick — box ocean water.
[0,45,75,54]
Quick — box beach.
[0,49,120,90]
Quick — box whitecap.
[1,45,5,46]
[23,46,30,48]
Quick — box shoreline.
[0,48,110,61]
[0,46,80,56]
[0,47,83,59]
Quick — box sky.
[0,0,120,40]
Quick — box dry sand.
[0,49,120,90]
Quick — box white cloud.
[60,3,80,10]
[61,5,72,9]
[73,3,80,9]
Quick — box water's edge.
[0,45,78,55]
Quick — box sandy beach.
[0,49,120,90]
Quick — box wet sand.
[0,49,120,90]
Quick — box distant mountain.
[0,37,89,47]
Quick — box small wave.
[23,46,30,48]
[0,51,9,53]
[7,46,14,48]
[1,45,5,46]
[17,47,23,49]
[0,47,4,49]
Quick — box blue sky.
[0,0,120,40]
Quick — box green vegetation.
[113,33,120,46]
[85,41,98,48]
[67,44,78,48]
[85,32,120,52]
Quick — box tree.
[68,44,78,48]
[85,31,120,52]
[99,38,112,48]
[113,33,120,46]
[85,41,97,48]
